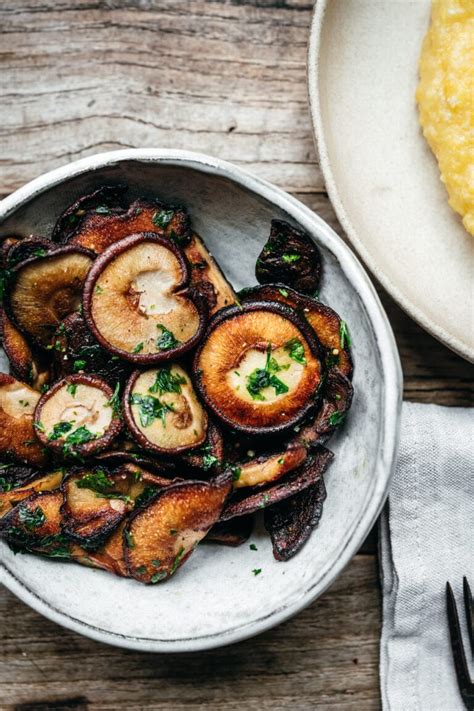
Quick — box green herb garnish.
[18,505,45,532]
[284,337,306,365]
[249,543,258,551]
[48,421,74,441]
[106,382,121,414]
[202,453,219,470]
[149,367,186,395]
[252,568,262,576]
[246,343,289,401]
[135,486,157,508]
[76,468,114,494]
[62,426,97,455]
[132,342,144,354]
[328,411,346,427]
[73,359,87,372]
[124,530,135,549]
[339,320,351,349]
[170,547,186,575]
[130,394,174,428]
[278,288,289,297]
[156,324,179,351]
[282,253,300,264]
[66,383,77,397]
[152,209,175,229]
[95,284,104,295]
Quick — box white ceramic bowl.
[0,149,402,652]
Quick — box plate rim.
[307,0,474,364]
[0,148,402,652]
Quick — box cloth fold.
[380,402,473,711]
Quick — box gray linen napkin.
[380,402,473,711]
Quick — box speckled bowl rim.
[307,0,473,363]
[0,149,402,652]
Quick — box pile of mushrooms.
[0,187,353,583]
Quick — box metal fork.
[446,577,474,710]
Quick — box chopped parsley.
[230,465,242,481]
[252,568,262,576]
[66,383,77,397]
[249,543,258,551]
[18,505,45,532]
[76,468,114,495]
[152,209,175,229]
[48,421,74,441]
[156,324,179,351]
[278,288,289,297]
[94,284,104,295]
[282,253,300,264]
[132,342,144,354]
[284,337,306,365]
[124,530,135,549]
[130,393,174,428]
[202,453,219,470]
[151,570,167,584]
[339,320,351,349]
[170,547,186,575]
[0,477,13,493]
[328,411,346,427]
[135,486,157,508]
[62,426,97,455]
[106,382,121,414]
[247,343,289,401]
[149,367,186,395]
[73,359,87,372]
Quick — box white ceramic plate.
[0,149,401,652]
[308,0,474,362]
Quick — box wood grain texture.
[0,0,472,709]
[0,556,380,711]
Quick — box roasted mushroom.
[83,233,206,363]
[0,310,49,389]
[240,284,353,379]
[124,365,208,456]
[124,474,232,583]
[0,490,69,557]
[34,375,122,458]
[205,515,254,547]
[0,374,46,467]
[4,236,54,268]
[184,233,237,314]
[232,442,307,489]
[55,190,191,252]
[264,476,327,561]
[0,469,64,519]
[60,464,165,549]
[179,420,224,472]
[194,302,324,435]
[51,312,130,384]
[220,448,333,521]
[6,246,94,348]
[256,219,322,295]
[52,185,128,244]
[297,370,354,448]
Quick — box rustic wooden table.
[0,2,472,709]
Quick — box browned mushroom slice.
[205,515,254,547]
[124,475,232,584]
[95,448,180,477]
[240,284,353,379]
[63,194,191,253]
[194,302,323,436]
[52,184,128,243]
[83,233,206,363]
[220,448,333,521]
[124,365,208,455]
[51,312,131,384]
[256,219,322,295]
[184,233,237,314]
[297,370,354,448]
[5,236,54,268]
[6,246,94,348]
[34,375,122,458]
[0,490,70,558]
[84,520,129,576]
[180,420,224,472]
[232,442,307,489]
[0,374,46,467]
[0,310,48,389]
[60,466,138,549]
[264,476,327,561]
[0,469,64,519]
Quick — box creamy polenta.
[417,0,474,236]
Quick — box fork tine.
[463,577,473,658]
[446,582,473,705]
